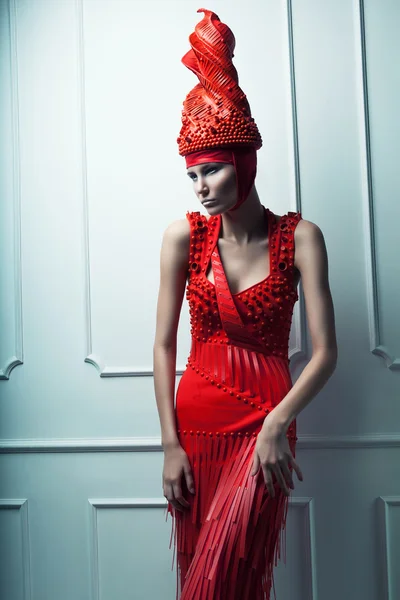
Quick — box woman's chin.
[202,202,219,213]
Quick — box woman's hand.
[163,443,196,512]
[250,422,303,498]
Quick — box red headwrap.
[185,147,257,211]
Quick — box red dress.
[165,205,302,600]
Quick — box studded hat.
[177,8,262,156]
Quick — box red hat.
[177,8,263,156]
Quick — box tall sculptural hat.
[177,8,263,211]
[177,8,263,156]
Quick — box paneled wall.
[0,0,399,598]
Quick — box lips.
[203,199,216,205]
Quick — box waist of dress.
[187,338,292,405]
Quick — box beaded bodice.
[185,206,302,361]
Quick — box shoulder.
[161,218,190,253]
[294,217,325,245]
[292,217,328,272]
[274,209,323,243]
[163,217,190,239]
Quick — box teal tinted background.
[0,0,399,599]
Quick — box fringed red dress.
[165,205,302,600]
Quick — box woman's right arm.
[153,217,191,451]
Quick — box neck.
[219,186,267,245]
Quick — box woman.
[153,8,337,600]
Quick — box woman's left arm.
[251,219,338,494]
[267,218,338,433]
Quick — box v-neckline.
[204,206,274,296]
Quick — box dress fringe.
[165,431,295,600]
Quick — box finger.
[262,465,275,498]
[172,483,191,509]
[171,501,184,512]
[183,465,196,494]
[272,463,290,495]
[291,459,304,481]
[164,484,183,513]
[165,483,186,512]
[163,482,172,500]
[280,461,294,489]
[251,451,260,476]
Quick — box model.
[153,8,338,600]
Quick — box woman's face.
[186,162,237,213]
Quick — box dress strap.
[185,210,247,342]
[209,216,265,351]
[185,211,208,278]
[273,210,302,275]
[210,247,248,342]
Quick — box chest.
[204,238,300,295]
[185,207,301,299]
[205,239,272,296]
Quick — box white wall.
[0,0,399,599]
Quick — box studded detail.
[188,354,276,414]
[177,427,297,442]
[185,207,301,357]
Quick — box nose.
[194,175,209,197]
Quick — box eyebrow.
[186,163,221,175]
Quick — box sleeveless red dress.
[165,205,302,600]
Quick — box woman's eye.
[188,167,217,181]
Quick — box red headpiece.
[178,9,262,210]
[177,8,262,155]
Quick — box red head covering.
[178,8,261,211]
[185,147,257,211]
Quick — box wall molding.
[0,498,32,600]
[355,0,400,370]
[1,433,400,453]
[285,0,307,369]
[78,0,308,378]
[0,0,24,380]
[84,356,185,378]
[87,496,317,600]
[290,497,318,600]
[73,0,189,379]
[88,497,167,600]
[377,496,400,600]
